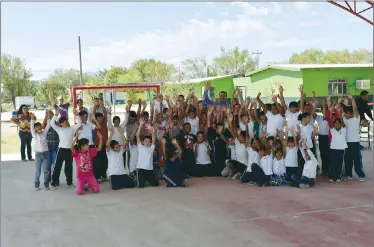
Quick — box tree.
[129,58,176,82]
[181,56,209,79]
[104,66,127,84]
[212,47,256,75]
[1,54,33,109]
[289,48,373,64]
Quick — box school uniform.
[290,149,318,188]
[285,110,300,135]
[107,148,134,190]
[177,132,197,176]
[270,158,287,186]
[343,116,365,178]
[240,148,260,183]
[193,143,212,177]
[241,155,272,186]
[227,138,248,174]
[285,147,298,180]
[328,127,347,181]
[298,123,314,172]
[31,120,51,188]
[50,116,75,187]
[163,149,186,187]
[75,118,96,145]
[265,112,284,137]
[316,115,330,175]
[137,144,159,188]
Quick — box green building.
[234,64,373,103]
[165,75,236,99]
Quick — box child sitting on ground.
[162,137,186,187]
[193,131,213,177]
[72,132,102,195]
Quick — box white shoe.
[358,177,366,182]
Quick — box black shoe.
[28,158,34,161]
[360,145,365,150]
[22,159,27,162]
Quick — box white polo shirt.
[260,155,273,175]
[285,109,300,133]
[285,147,298,168]
[299,123,314,149]
[330,127,348,150]
[343,116,361,143]
[235,138,248,166]
[272,158,286,175]
[137,144,155,170]
[315,115,329,136]
[75,119,96,145]
[194,143,211,165]
[107,149,127,176]
[266,111,284,136]
[129,144,138,173]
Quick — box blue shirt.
[203,89,231,108]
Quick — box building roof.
[246,63,373,76]
[165,75,232,85]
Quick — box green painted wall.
[234,68,303,103]
[302,67,373,97]
[193,76,234,98]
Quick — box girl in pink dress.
[71,132,103,195]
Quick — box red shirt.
[72,148,97,178]
[94,115,108,146]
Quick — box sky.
[2,1,373,80]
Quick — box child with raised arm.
[71,132,102,195]
[328,104,347,183]
[270,130,287,186]
[343,94,366,182]
[50,108,75,189]
[284,126,299,180]
[193,131,212,177]
[30,112,51,190]
[136,118,159,188]
[106,129,135,190]
[256,92,284,137]
[162,137,186,187]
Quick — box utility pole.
[252,50,262,70]
[78,36,83,85]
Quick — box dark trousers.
[51,148,73,186]
[240,163,270,186]
[318,135,330,174]
[227,160,247,174]
[137,169,159,188]
[92,148,108,179]
[109,174,135,190]
[344,142,365,178]
[328,149,344,180]
[192,164,212,177]
[286,167,298,181]
[19,131,32,160]
[181,149,195,175]
[289,174,315,187]
[163,160,186,187]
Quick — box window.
[328,78,348,95]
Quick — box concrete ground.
[1,150,373,247]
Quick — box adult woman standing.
[11,104,33,161]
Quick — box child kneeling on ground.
[72,133,102,195]
[162,136,186,187]
[136,118,159,188]
[107,128,135,190]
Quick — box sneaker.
[97,178,103,184]
[22,159,27,162]
[35,185,40,191]
[299,183,310,189]
[67,184,75,188]
[336,179,341,183]
[102,177,108,182]
[28,158,34,161]
[248,181,256,186]
[44,184,50,191]
[84,184,89,191]
[358,177,366,182]
[232,173,242,180]
[328,179,334,183]
[50,185,57,190]
[343,176,352,181]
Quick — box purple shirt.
[54,103,70,119]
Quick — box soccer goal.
[72,82,163,114]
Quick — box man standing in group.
[356,90,373,149]
[203,81,231,109]
[48,83,73,121]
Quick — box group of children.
[28,83,366,195]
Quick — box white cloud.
[25,15,279,80]
[266,37,322,48]
[194,11,200,16]
[293,2,309,11]
[231,2,269,17]
[300,20,322,27]
[269,2,287,16]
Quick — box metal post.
[78,36,83,85]
[252,50,262,70]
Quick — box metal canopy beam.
[327,1,373,25]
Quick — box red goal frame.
[72,83,162,108]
